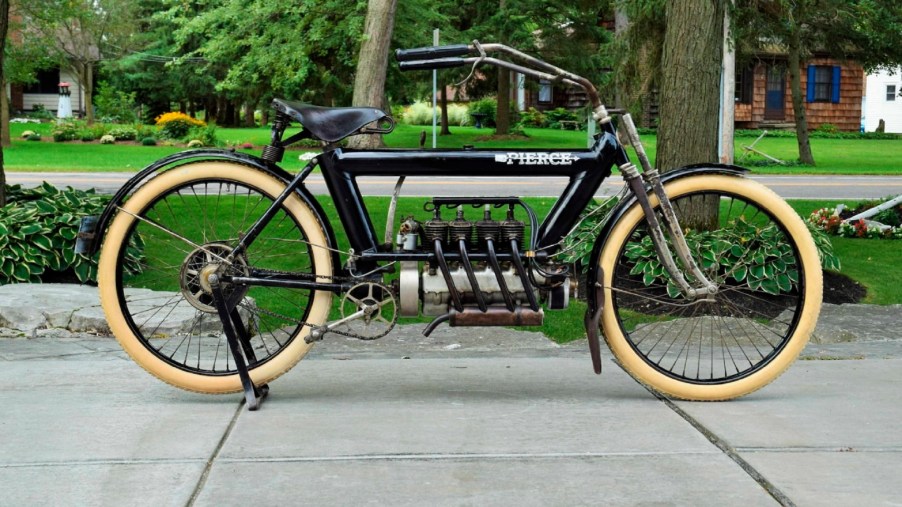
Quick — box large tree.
[656,0,724,172]
[0,0,8,207]
[737,0,902,165]
[22,0,138,125]
[348,0,398,149]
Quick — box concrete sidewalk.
[1,326,901,506]
[1,285,901,505]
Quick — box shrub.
[94,81,138,124]
[401,101,470,126]
[0,183,144,284]
[518,108,547,128]
[815,123,839,134]
[100,135,116,144]
[21,130,36,139]
[187,139,204,148]
[52,122,79,142]
[26,133,42,141]
[468,99,497,127]
[155,112,206,139]
[80,133,96,142]
[545,108,580,130]
[141,137,157,146]
[108,126,138,141]
[187,123,219,147]
[29,104,54,120]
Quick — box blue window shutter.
[831,66,841,103]
[806,65,816,102]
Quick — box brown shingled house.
[735,56,864,132]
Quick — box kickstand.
[584,268,605,375]
[210,275,269,411]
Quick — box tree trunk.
[614,8,629,110]
[0,0,9,207]
[440,85,450,135]
[657,0,723,172]
[83,62,94,125]
[243,102,255,127]
[347,0,398,149]
[788,24,816,165]
[1,77,10,148]
[496,66,511,135]
[657,0,724,231]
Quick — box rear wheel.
[599,175,822,400]
[98,162,334,393]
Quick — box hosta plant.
[0,183,144,285]
[622,215,817,298]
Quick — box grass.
[6,122,902,174]
[787,199,902,305]
[119,191,901,346]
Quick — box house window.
[538,80,552,103]
[23,69,60,94]
[888,85,897,101]
[735,66,754,104]
[812,66,832,101]
[806,65,841,103]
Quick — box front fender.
[584,163,749,314]
[86,149,340,273]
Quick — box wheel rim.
[114,178,317,376]
[609,189,807,384]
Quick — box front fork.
[618,114,717,299]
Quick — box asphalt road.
[8,171,902,200]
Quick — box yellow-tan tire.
[599,175,822,400]
[98,162,333,394]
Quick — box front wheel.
[599,175,822,400]
[98,162,334,394]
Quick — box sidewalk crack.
[660,396,796,507]
[186,401,244,507]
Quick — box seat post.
[261,111,290,163]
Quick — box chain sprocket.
[337,282,398,340]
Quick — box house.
[10,68,86,117]
[861,67,902,133]
[734,56,864,132]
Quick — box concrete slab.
[221,358,718,460]
[741,451,902,506]
[0,359,237,464]
[197,454,777,506]
[0,462,204,507]
[675,359,902,449]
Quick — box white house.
[13,67,86,116]
[862,67,902,133]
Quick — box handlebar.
[398,57,467,71]
[394,41,607,121]
[395,44,471,62]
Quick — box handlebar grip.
[399,58,467,71]
[395,44,471,62]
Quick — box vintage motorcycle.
[79,42,822,409]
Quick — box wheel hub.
[179,243,249,313]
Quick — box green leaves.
[0,183,144,285]
[617,214,815,299]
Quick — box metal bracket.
[209,274,269,411]
[584,267,604,375]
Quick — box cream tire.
[599,175,822,400]
[98,162,333,394]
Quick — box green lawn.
[120,194,900,345]
[6,122,902,174]
[787,199,902,306]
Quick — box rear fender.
[86,149,340,274]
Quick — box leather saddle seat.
[272,98,389,143]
